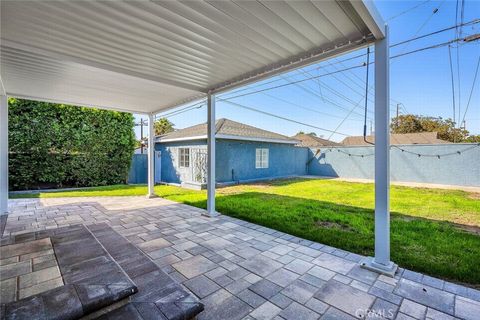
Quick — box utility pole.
[396,103,399,128]
[135,118,148,154]
[140,119,144,154]
[395,103,404,130]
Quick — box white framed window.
[179,148,190,168]
[255,148,269,169]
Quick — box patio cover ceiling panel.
[0,0,384,114]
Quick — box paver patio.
[1,196,479,320]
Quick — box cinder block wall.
[307,144,480,187]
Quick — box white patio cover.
[0,0,395,276]
[0,0,384,114]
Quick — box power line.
[390,18,480,48]
[299,67,377,112]
[219,20,479,108]
[158,37,477,125]
[386,0,431,21]
[362,47,372,146]
[154,23,480,133]
[218,99,351,137]
[392,0,446,62]
[224,64,365,101]
[158,101,205,119]
[286,70,374,118]
[220,52,368,101]
[448,45,457,126]
[324,19,480,114]
[326,48,371,140]
[326,96,365,140]
[390,36,473,59]
[217,37,475,104]
[259,91,364,122]
[325,57,400,112]
[460,56,480,127]
[456,0,466,127]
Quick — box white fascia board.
[157,135,207,143]
[157,134,298,145]
[208,38,372,95]
[350,0,385,39]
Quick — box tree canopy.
[296,131,317,137]
[390,114,475,143]
[154,118,175,136]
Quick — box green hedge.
[8,98,136,190]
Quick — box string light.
[320,143,479,158]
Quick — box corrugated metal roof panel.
[0,0,384,113]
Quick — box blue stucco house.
[155,119,308,188]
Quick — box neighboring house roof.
[341,132,451,146]
[292,133,341,147]
[157,118,299,144]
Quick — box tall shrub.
[8,98,136,190]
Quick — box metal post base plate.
[360,256,398,277]
[146,194,158,199]
[202,211,220,218]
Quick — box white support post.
[361,25,397,277]
[0,95,8,215]
[206,93,218,217]
[147,113,156,198]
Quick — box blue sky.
[135,0,480,142]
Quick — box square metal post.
[147,113,156,198]
[0,95,8,215]
[361,25,397,276]
[206,93,218,217]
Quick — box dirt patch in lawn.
[467,193,480,200]
[315,220,354,232]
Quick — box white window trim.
[178,148,190,168]
[255,148,269,169]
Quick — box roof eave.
[157,134,298,145]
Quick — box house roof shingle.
[292,133,341,147]
[157,118,298,144]
[341,132,450,146]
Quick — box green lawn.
[11,179,480,286]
